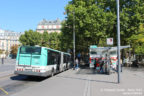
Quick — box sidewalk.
[0,58,16,65]
[0,58,15,77]
[12,68,144,96]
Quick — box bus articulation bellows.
[14,46,71,77]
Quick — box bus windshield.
[20,46,41,55]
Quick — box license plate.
[25,69,32,71]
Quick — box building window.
[49,25,52,29]
[42,25,44,29]
[44,25,47,29]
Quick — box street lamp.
[64,9,75,69]
[73,10,76,69]
[116,0,121,83]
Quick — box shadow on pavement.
[10,75,50,82]
[56,64,117,84]
[56,75,117,84]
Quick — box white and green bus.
[14,46,71,77]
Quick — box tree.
[41,31,49,47]
[0,49,3,54]
[10,45,18,55]
[10,44,19,58]
[19,30,42,46]
[62,0,114,52]
[49,32,61,50]
[94,0,144,54]
[128,24,144,54]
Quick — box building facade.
[36,18,62,33]
[0,29,22,58]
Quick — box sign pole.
[116,0,121,83]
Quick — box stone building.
[0,29,22,58]
[36,18,62,33]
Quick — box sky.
[0,0,71,32]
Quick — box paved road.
[0,58,48,96]
[12,67,144,96]
[0,60,143,96]
[0,74,49,96]
[0,58,15,73]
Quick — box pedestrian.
[1,58,4,64]
[99,57,104,73]
[77,52,81,64]
[95,58,100,73]
[120,59,123,72]
[75,58,79,69]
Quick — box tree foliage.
[19,30,61,50]
[41,31,49,47]
[62,0,115,52]
[48,32,61,50]
[62,0,144,54]
[0,49,4,54]
[40,31,61,50]
[19,30,42,46]
[10,44,19,55]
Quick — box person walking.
[77,53,81,64]
[1,58,4,64]
[99,57,104,73]
[75,58,79,70]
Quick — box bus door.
[56,53,61,71]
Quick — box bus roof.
[20,46,70,54]
[63,52,71,55]
[46,48,61,53]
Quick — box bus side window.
[47,50,50,65]
[64,54,66,63]
[58,53,60,64]
[48,50,54,65]
[66,55,68,63]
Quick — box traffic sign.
[107,38,113,45]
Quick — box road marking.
[83,76,91,96]
[0,88,8,95]
[0,71,13,75]
[83,77,88,96]
[0,74,14,80]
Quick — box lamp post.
[73,10,76,69]
[63,10,75,69]
[116,0,121,83]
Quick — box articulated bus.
[14,46,71,77]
